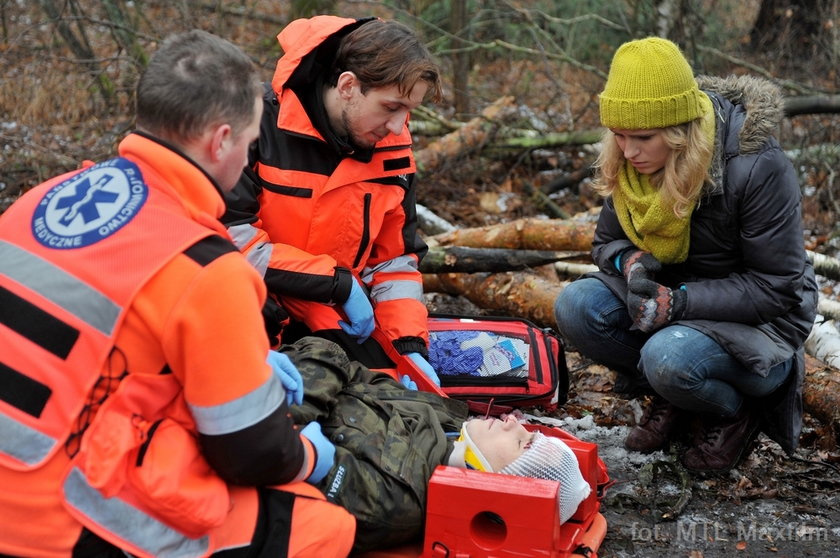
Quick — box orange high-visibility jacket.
[223,15,430,357]
[0,133,315,557]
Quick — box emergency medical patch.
[32,158,147,249]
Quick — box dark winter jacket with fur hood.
[591,75,818,453]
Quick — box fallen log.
[430,217,596,252]
[784,95,840,116]
[419,246,587,273]
[808,250,840,282]
[803,317,840,432]
[417,203,456,235]
[414,95,517,176]
[423,271,567,328]
[555,261,598,278]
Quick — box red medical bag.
[395,314,569,415]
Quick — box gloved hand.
[406,352,441,387]
[338,278,375,343]
[400,375,418,391]
[300,422,335,484]
[266,350,303,406]
[626,278,687,333]
[619,250,661,284]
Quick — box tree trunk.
[38,0,115,103]
[414,95,517,177]
[419,246,587,274]
[804,319,840,429]
[100,0,147,67]
[429,217,597,252]
[749,0,831,65]
[424,271,566,328]
[785,95,840,116]
[450,0,470,118]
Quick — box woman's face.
[465,416,535,472]
[610,128,671,174]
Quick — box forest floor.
[554,356,840,558]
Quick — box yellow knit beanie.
[599,37,705,129]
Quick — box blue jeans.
[554,278,793,417]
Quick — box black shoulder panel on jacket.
[183,235,238,267]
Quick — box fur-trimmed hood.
[697,74,785,154]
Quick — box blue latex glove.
[407,352,441,387]
[266,351,303,406]
[300,422,335,484]
[400,375,418,391]
[338,278,375,343]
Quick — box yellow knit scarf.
[612,94,715,264]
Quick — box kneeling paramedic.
[0,30,354,558]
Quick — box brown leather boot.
[624,396,682,453]
[681,406,760,474]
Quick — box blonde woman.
[554,37,817,474]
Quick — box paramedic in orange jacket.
[0,30,354,558]
[223,15,443,384]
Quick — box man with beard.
[223,16,443,386]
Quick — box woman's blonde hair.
[591,118,714,218]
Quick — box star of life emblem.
[32,158,147,249]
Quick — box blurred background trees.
[1,0,838,248]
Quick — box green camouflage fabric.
[280,336,469,552]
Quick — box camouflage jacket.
[283,336,469,552]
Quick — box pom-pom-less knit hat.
[599,37,706,129]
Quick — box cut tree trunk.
[429,218,597,252]
[804,318,840,429]
[784,95,840,116]
[414,95,517,176]
[419,246,587,273]
[808,250,840,282]
[423,271,567,328]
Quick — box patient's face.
[465,416,535,472]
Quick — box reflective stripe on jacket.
[0,156,212,471]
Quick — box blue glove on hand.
[338,278,375,343]
[407,352,441,387]
[266,351,303,406]
[400,375,418,391]
[300,422,335,484]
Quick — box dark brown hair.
[332,19,442,102]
